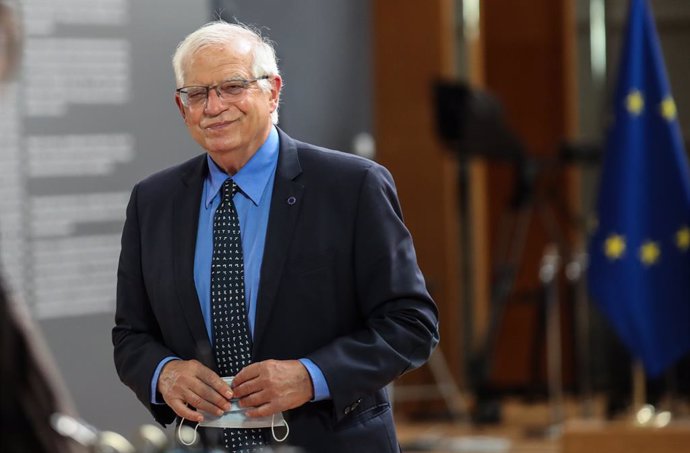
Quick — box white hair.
[172,21,281,124]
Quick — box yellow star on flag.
[626,90,644,116]
[639,241,660,266]
[660,96,677,121]
[604,234,626,260]
[677,226,690,251]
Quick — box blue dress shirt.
[151,127,330,403]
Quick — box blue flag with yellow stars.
[588,0,690,377]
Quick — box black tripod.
[469,155,572,423]
[435,81,587,423]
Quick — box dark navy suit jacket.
[113,129,439,452]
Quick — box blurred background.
[1,0,689,452]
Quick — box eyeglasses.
[176,75,270,108]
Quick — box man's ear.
[175,94,187,121]
[269,75,283,112]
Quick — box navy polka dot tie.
[211,179,265,452]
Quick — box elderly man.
[113,21,438,453]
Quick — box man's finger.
[169,398,203,422]
[188,380,232,412]
[231,374,263,399]
[237,388,272,409]
[244,403,276,418]
[187,362,232,407]
[182,388,227,416]
[232,370,260,395]
[200,371,234,400]
[232,361,275,399]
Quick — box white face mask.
[177,376,289,446]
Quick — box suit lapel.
[253,130,304,354]
[172,155,214,368]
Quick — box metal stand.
[469,163,569,425]
[540,244,564,437]
[631,361,673,428]
[566,247,594,418]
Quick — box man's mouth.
[205,120,236,131]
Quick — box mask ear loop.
[271,414,289,442]
[177,417,200,446]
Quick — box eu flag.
[588,0,690,377]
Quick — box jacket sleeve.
[112,184,177,426]
[306,164,440,421]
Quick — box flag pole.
[541,244,563,435]
[631,361,675,428]
[632,359,646,416]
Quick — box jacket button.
[344,406,351,415]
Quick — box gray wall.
[212,0,372,153]
[32,0,211,438]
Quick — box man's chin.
[203,139,240,155]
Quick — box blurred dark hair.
[0,0,20,81]
[0,276,75,453]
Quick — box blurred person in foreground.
[0,0,18,79]
[0,277,80,453]
[0,3,84,452]
[112,20,439,453]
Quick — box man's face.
[175,43,281,168]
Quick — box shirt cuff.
[299,358,331,401]
[150,356,180,405]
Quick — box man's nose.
[204,88,227,115]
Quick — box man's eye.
[220,83,245,96]
[187,90,206,99]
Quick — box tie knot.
[221,178,238,202]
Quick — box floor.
[395,395,690,453]
[395,398,594,453]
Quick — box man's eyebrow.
[181,76,249,88]
[224,74,254,81]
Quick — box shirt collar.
[205,126,279,208]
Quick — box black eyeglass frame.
[176,75,271,107]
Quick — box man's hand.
[231,360,313,417]
[158,359,232,422]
